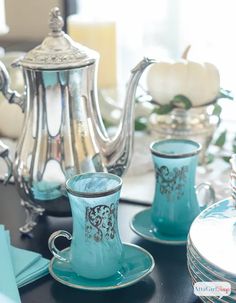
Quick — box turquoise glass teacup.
[48,172,123,280]
[150,139,215,238]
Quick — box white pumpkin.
[146,59,220,107]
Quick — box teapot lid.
[20,7,98,70]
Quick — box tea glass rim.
[150,139,202,159]
[66,172,122,198]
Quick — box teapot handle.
[0,140,12,184]
[196,182,215,210]
[0,61,25,112]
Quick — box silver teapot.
[0,7,155,234]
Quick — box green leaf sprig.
[218,88,234,100]
[152,94,192,115]
[214,130,227,147]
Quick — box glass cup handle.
[48,230,72,262]
[196,182,216,210]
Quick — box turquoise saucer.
[130,209,187,245]
[49,243,154,291]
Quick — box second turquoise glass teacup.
[150,139,215,238]
[48,172,123,280]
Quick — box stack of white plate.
[187,197,236,303]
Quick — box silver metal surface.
[0,61,24,111]
[0,7,155,233]
[18,200,45,235]
[0,140,12,184]
[18,7,97,70]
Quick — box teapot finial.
[49,7,64,36]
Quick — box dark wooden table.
[0,182,201,303]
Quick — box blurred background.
[1,0,235,133]
[1,0,236,92]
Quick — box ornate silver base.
[19,200,45,235]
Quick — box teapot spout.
[105,57,156,176]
